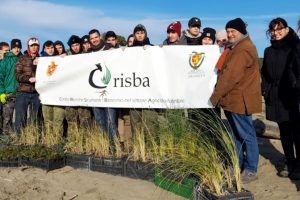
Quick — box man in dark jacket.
[65,35,93,135]
[210,18,262,183]
[14,37,40,134]
[179,17,202,45]
[132,24,153,47]
[88,29,117,143]
[0,39,22,134]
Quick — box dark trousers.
[15,92,41,134]
[278,120,300,166]
[2,97,16,134]
[93,107,118,141]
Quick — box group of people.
[0,16,300,184]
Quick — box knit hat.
[28,37,39,46]
[201,27,216,43]
[133,24,147,36]
[167,21,182,37]
[188,17,201,27]
[81,35,89,43]
[105,31,117,40]
[11,39,22,49]
[67,35,82,46]
[225,18,247,35]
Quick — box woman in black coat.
[261,17,300,179]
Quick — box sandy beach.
[0,137,299,200]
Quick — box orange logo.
[46,61,58,76]
[189,52,205,69]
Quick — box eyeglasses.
[271,27,286,33]
[217,39,227,43]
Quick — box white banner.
[36,45,220,108]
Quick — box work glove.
[0,93,7,104]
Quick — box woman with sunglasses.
[261,17,300,180]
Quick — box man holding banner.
[88,29,117,143]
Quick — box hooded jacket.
[132,37,153,47]
[0,52,22,94]
[179,30,202,45]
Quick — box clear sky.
[0,0,299,57]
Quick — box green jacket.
[0,52,20,94]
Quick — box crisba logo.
[89,63,111,89]
[89,63,150,95]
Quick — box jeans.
[224,110,259,172]
[15,92,41,134]
[93,107,117,141]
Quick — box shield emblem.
[189,52,205,69]
[46,61,58,76]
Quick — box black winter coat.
[288,42,300,99]
[261,28,300,122]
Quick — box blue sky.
[0,0,299,57]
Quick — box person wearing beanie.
[105,31,119,48]
[40,40,65,137]
[11,39,22,50]
[226,18,247,35]
[163,21,183,45]
[179,17,202,45]
[14,37,41,134]
[0,39,22,134]
[67,35,82,55]
[65,33,94,136]
[81,35,91,53]
[132,24,153,47]
[54,40,66,55]
[210,18,261,183]
[262,17,300,180]
[200,27,216,45]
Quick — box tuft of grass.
[42,122,63,147]
[17,123,40,145]
[132,127,146,162]
[157,109,242,196]
[64,123,85,154]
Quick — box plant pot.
[20,156,65,171]
[154,167,196,200]
[194,183,254,200]
[90,156,125,175]
[0,158,20,167]
[65,153,91,170]
[123,160,155,180]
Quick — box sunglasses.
[217,39,227,43]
